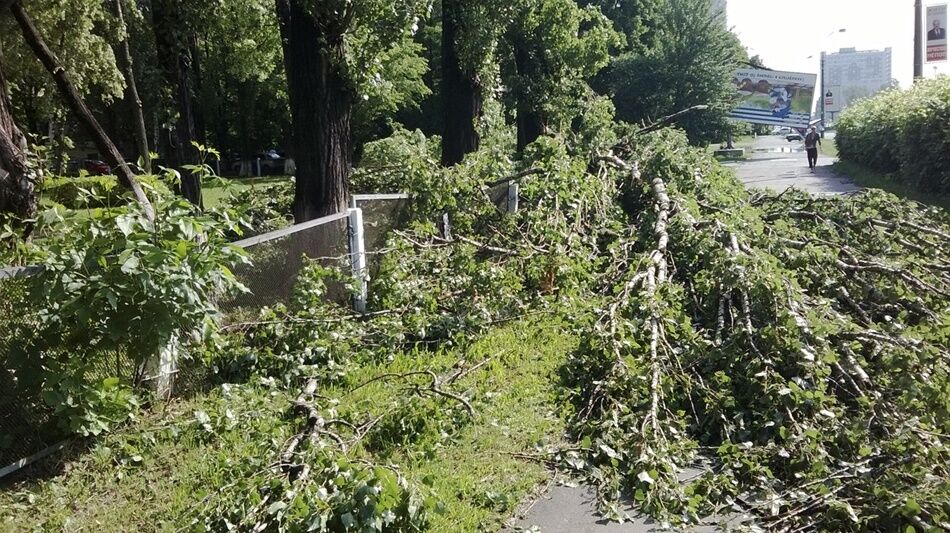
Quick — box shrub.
[42,174,172,209]
[11,197,249,436]
[225,181,294,235]
[836,77,950,193]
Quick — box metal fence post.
[440,212,453,240]
[155,334,178,401]
[507,181,519,213]
[348,207,368,313]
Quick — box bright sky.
[727,0,950,88]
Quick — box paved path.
[505,134,857,533]
[724,134,859,195]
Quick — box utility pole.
[820,52,826,138]
[914,0,923,79]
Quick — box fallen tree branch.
[636,105,710,135]
[485,167,543,188]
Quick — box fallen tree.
[565,130,950,530]
[205,128,949,531]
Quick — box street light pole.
[813,29,846,139]
[914,0,923,79]
[820,52,826,138]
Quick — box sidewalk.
[722,134,859,195]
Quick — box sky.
[726,0,950,88]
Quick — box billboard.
[729,69,817,128]
[926,4,948,63]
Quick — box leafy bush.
[41,174,171,209]
[225,180,294,235]
[836,77,950,193]
[11,195,249,436]
[351,127,441,194]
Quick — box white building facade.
[711,0,727,21]
[821,47,894,123]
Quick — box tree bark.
[441,0,482,167]
[0,58,36,227]
[110,0,151,174]
[188,34,207,146]
[47,113,69,175]
[10,1,154,220]
[151,0,202,207]
[513,36,544,153]
[275,0,352,222]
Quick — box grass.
[0,386,298,531]
[821,138,839,159]
[833,160,950,211]
[0,318,576,531]
[203,175,292,209]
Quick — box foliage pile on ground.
[562,130,950,530]
[205,126,950,531]
[836,77,950,194]
[5,120,950,531]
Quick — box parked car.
[229,150,287,176]
[785,132,803,142]
[65,159,111,176]
[775,127,792,136]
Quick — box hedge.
[836,77,950,194]
[42,175,171,209]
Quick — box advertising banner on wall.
[729,69,817,129]
[926,4,948,63]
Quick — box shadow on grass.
[832,161,950,211]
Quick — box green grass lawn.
[0,318,575,531]
[821,138,839,159]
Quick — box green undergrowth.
[203,175,293,210]
[834,160,950,211]
[0,318,575,531]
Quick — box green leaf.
[120,255,140,274]
[903,498,921,516]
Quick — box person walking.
[804,126,821,172]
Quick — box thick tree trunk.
[188,35,207,146]
[441,0,482,167]
[10,1,154,220]
[0,60,36,226]
[111,0,151,174]
[275,0,352,222]
[48,114,69,175]
[513,36,544,153]
[151,0,202,207]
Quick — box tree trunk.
[110,0,151,174]
[441,0,482,167]
[275,0,352,222]
[513,36,544,153]
[188,35,207,146]
[0,59,36,227]
[151,0,202,207]
[48,114,69,175]
[10,1,154,220]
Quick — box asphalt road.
[723,133,859,195]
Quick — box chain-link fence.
[0,267,60,475]
[0,194,412,477]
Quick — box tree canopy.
[1,0,746,219]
